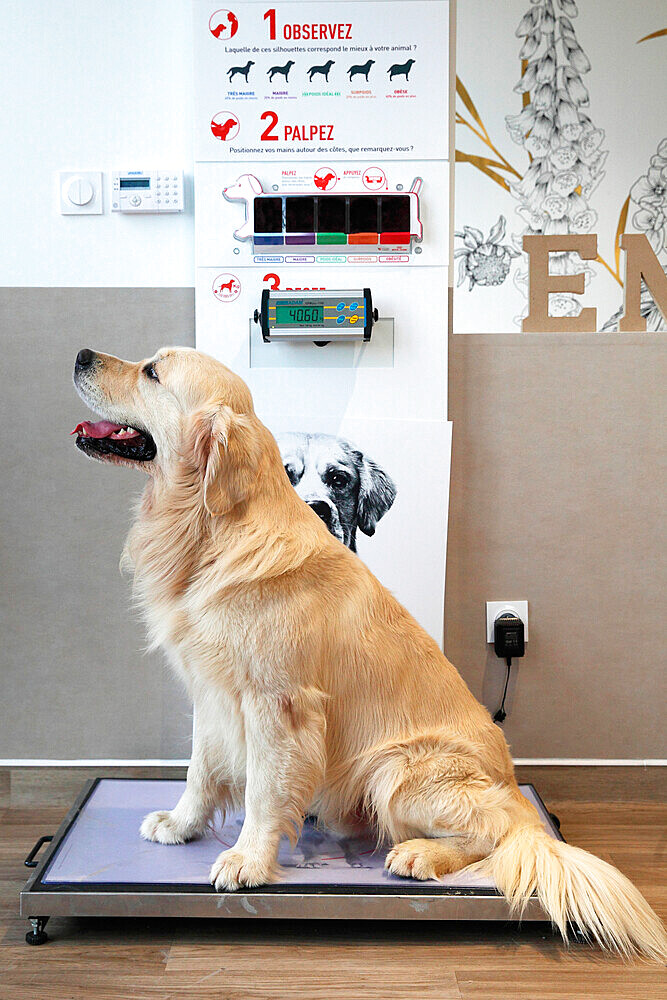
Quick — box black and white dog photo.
[277,433,397,552]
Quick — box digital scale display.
[119,178,151,189]
[275,303,324,327]
[256,289,376,344]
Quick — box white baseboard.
[0,759,191,767]
[513,759,666,767]
[0,758,664,767]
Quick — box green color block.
[317,232,347,245]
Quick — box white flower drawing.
[506,0,607,323]
[628,139,667,255]
[603,137,667,332]
[455,216,521,290]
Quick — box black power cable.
[493,657,512,724]
[492,612,525,725]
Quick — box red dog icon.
[314,171,336,190]
[212,272,241,302]
[211,117,238,140]
[210,10,239,38]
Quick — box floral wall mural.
[454,0,666,332]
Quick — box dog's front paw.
[385,839,441,880]
[209,848,275,892]
[140,810,192,845]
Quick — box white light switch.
[59,172,103,215]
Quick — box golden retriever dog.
[72,346,666,962]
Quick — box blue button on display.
[336,301,345,311]
[336,315,346,324]
[349,301,359,310]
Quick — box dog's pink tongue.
[71,420,123,438]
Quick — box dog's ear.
[356,452,397,537]
[191,405,262,516]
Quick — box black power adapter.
[493,612,525,724]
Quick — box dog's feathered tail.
[467,823,667,963]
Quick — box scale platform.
[20,778,562,943]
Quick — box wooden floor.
[1,787,666,999]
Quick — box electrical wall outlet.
[486,601,529,643]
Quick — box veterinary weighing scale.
[20,778,562,944]
[255,289,377,343]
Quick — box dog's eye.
[328,471,350,489]
[284,465,299,486]
[143,363,160,383]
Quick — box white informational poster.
[194,1,448,161]
[193,0,451,645]
[454,0,667,333]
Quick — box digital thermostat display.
[119,178,150,189]
[275,303,324,327]
[256,289,377,344]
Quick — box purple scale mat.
[42,779,557,889]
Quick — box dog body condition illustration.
[70,347,667,963]
[222,174,424,247]
[228,60,254,83]
[307,60,335,83]
[267,60,295,83]
[348,59,375,82]
[388,59,416,82]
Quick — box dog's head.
[276,432,396,551]
[72,347,271,515]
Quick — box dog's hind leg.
[371,733,667,960]
[385,836,486,879]
[364,732,536,878]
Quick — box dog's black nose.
[75,348,95,369]
[308,501,333,527]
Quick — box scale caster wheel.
[26,918,49,945]
[549,811,561,830]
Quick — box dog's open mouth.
[71,420,157,462]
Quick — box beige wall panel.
[446,332,666,758]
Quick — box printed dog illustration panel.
[277,432,396,552]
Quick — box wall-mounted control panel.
[224,174,423,254]
[111,171,184,213]
[255,289,377,344]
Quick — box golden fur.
[74,346,667,963]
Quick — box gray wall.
[1,290,665,759]
[0,289,195,758]
[445,331,667,758]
